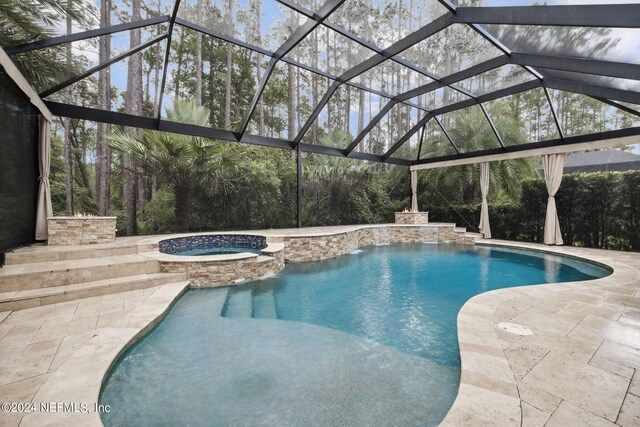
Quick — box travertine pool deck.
[0,229,638,426]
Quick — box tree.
[123,0,144,235]
[63,0,74,215]
[96,0,111,216]
[108,100,241,232]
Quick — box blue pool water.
[100,243,609,426]
[168,246,263,256]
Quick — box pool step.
[208,287,230,316]
[223,289,253,318]
[0,272,187,312]
[252,289,278,319]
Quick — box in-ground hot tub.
[142,234,285,287]
[159,234,267,256]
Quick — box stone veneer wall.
[160,250,285,287]
[283,225,476,262]
[47,217,117,246]
[394,212,429,224]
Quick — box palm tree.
[303,129,371,224]
[108,100,241,232]
[420,107,539,204]
[1,0,96,91]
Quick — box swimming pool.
[100,243,610,426]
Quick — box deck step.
[252,289,277,319]
[4,242,141,265]
[223,289,253,318]
[0,254,160,293]
[454,227,467,233]
[0,272,187,312]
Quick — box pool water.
[100,243,609,426]
[167,245,263,256]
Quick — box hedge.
[425,170,640,251]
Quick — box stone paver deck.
[0,229,638,426]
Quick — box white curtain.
[35,115,53,241]
[410,170,418,212]
[542,153,565,245]
[478,162,491,238]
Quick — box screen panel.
[484,87,559,144]
[327,0,448,49]
[548,89,640,138]
[399,24,505,79]
[437,105,501,153]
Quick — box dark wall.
[0,68,39,263]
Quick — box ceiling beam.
[39,34,166,99]
[173,19,424,113]
[344,55,509,155]
[454,5,640,28]
[237,0,347,137]
[511,52,640,81]
[382,112,433,160]
[544,78,640,105]
[5,16,170,55]
[412,127,640,170]
[43,101,413,165]
[293,13,454,146]
[155,0,182,124]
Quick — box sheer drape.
[410,170,418,212]
[479,162,491,238]
[35,115,53,240]
[542,153,565,245]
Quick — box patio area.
[0,233,638,425]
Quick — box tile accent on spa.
[158,234,267,254]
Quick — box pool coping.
[15,234,640,426]
[442,240,639,426]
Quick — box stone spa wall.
[159,249,285,288]
[282,224,475,263]
[150,224,477,287]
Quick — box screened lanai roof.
[5,0,640,166]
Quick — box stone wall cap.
[48,216,117,220]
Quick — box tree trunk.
[311,29,318,143]
[358,89,365,134]
[152,0,162,117]
[151,174,157,200]
[345,85,350,135]
[64,3,74,215]
[195,0,203,106]
[71,124,92,196]
[97,0,111,216]
[224,0,233,127]
[225,44,233,127]
[287,63,295,139]
[123,0,143,235]
[174,182,190,232]
[174,30,185,98]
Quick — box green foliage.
[1,0,96,91]
[108,100,242,231]
[425,171,640,251]
[138,188,176,234]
